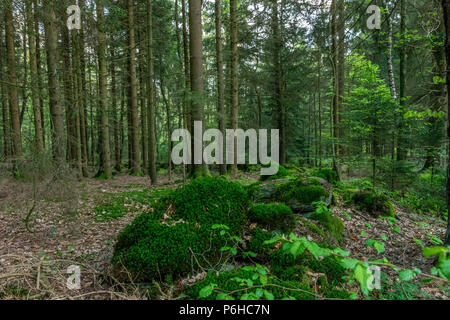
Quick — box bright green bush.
[248,203,295,232]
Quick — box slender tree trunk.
[127,0,141,174]
[331,0,339,172]
[0,23,11,159]
[337,0,345,155]
[272,0,285,165]
[5,0,23,159]
[110,46,120,173]
[147,0,157,184]
[189,0,208,176]
[44,0,65,162]
[34,0,45,148]
[137,28,148,175]
[215,0,227,175]
[441,0,450,245]
[96,1,112,178]
[317,50,323,168]
[159,67,172,181]
[26,0,44,153]
[397,0,408,161]
[230,0,239,174]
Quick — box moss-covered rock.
[259,162,290,181]
[311,167,339,185]
[351,190,396,217]
[310,209,345,244]
[248,203,295,232]
[249,177,330,214]
[111,177,249,281]
[247,227,277,259]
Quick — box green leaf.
[340,258,360,269]
[399,269,415,282]
[199,284,216,298]
[423,246,446,258]
[264,290,274,300]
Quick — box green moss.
[311,167,339,184]
[247,227,276,258]
[278,179,327,205]
[111,177,249,281]
[311,210,345,244]
[184,268,315,300]
[351,190,396,217]
[170,177,249,234]
[269,249,346,286]
[248,203,295,232]
[259,162,290,181]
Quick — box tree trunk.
[127,0,141,174]
[96,1,112,178]
[441,0,450,245]
[230,0,239,174]
[147,0,157,184]
[0,22,11,159]
[215,0,227,175]
[397,0,408,161]
[5,0,23,158]
[189,0,208,177]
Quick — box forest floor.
[0,173,448,300]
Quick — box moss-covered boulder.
[248,203,295,232]
[351,190,396,217]
[111,177,249,281]
[310,167,339,185]
[249,177,330,214]
[259,162,290,181]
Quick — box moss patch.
[248,203,295,232]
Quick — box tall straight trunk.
[96,1,112,178]
[230,0,239,174]
[272,0,285,165]
[34,0,45,148]
[147,0,157,184]
[337,0,345,155]
[61,14,76,164]
[110,47,120,172]
[71,29,83,176]
[5,0,23,158]
[0,23,11,158]
[137,28,148,174]
[159,68,172,181]
[331,0,339,171]
[181,0,191,133]
[189,0,207,176]
[215,0,227,175]
[44,0,65,162]
[215,0,226,175]
[26,0,44,153]
[20,6,28,129]
[127,0,141,174]
[387,5,397,100]
[441,0,450,245]
[317,50,322,168]
[397,0,407,161]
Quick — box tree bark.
[0,22,11,159]
[215,0,226,175]
[189,0,208,176]
[230,0,239,174]
[5,0,23,158]
[96,1,112,178]
[147,0,157,184]
[127,0,141,174]
[441,0,450,245]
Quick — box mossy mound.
[351,190,396,217]
[311,167,339,185]
[248,203,295,232]
[259,162,290,181]
[269,249,346,286]
[249,178,329,213]
[111,177,249,281]
[184,267,316,300]
[310,209,345,244]
[247,227,277,259]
